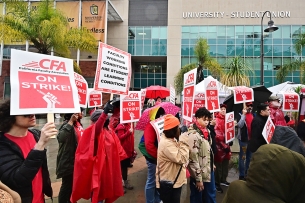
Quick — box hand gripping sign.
[170,84,176,104]
[150,117,165,142]
[88,89,102,108]
[262,116,275,143]
[280,92,300,112]
[232,86,254,104]
[120,91,141,123]
[183,69,197,122]
[204,76,220,112]
[10,49,80,115]
[225,112,235,144]
[74,72,88,108]
[94,42,131,95]
[193,91,205,114]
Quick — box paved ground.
[35,117,240,203]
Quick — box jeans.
[190,172,216,203]
[145,160,161,203]
[58,174,73,203]
[238,139,252,177]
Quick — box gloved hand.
[103,101,113,114]
[224,147,230,153]
[229,141,233,146]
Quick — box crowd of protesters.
[1,92,305,203]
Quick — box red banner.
[204,76,220,112]
[141,89,146,107]
[193,92,205,113]
[262,116,275,143]
[282,92,300,112]
[225,112,235,144]
[74,73,88,108]
[183,69,197,122]
[120,91,141,123]
[233,86,254,104]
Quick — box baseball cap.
[246,102,253,106]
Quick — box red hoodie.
[214,113,231,162]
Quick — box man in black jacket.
[0,99,58,203]
[248,103,270,153]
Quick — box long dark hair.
[0,99,16,133]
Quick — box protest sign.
[94,42,131,95]
[193,91,205,113]
[225,112,235,144]
[10,49,80,115]
[204,76,220,112]
[262,116,275,143]
[170,84,176,104]
[232,86,254,104]
[88,89,102,108]
[183,69,197,122]
[120,91,141,123]
[150,117,165,142]
[141,89,146,108]
[74,72,88,108]
[281,92,300,112]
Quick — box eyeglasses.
[23,114,35,118]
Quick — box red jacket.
[214,113,231,162]
[71,113,127,203]
[144,123,158,160]
[109,108,120,131]
[269,107,287,126]
[115,123,134,158]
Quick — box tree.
[174,38,222,94]
[0,0,98,73]
[220,56,253,87]
[276,31,305,83]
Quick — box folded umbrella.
[145,85,170,99]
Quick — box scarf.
[245,113,253,139]
[194,120,209,140]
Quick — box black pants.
[121,158,130,180]
[162,187,182,203]
[58,174,73,203]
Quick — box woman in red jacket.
[214,104,231,193]
[115,122,134,191]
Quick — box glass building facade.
[181,25,305,87]
[128,26,167,89]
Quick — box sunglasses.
[23,114,35,118]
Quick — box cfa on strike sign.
[120,91,141,124]
[74,72,88,108]
[10,49,80,115]
[88,89,102,108]
[183,69,197,122]
[225,112,235,144]
[232,86,254,104]
[280,92,300,112]
[262,116,275,143]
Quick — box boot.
[124,180,134,190]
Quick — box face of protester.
[261,106,270,117]
[157,98,161,102]
[246,105,253,113]
[197,116,209,128]
[270,100,281,108]
[220,107,226,116]
[15,114,36,128]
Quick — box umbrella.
[145,85,170,99]
[223,85,272,119]
[135,102,180,131]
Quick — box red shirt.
[74,121,84,141]
[5,132,44,203]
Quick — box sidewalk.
[39,117,239,203]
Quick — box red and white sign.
[94,42,131,95]
[170,84,176,104]
[225,112,235,144]
[140,89,146,108]
[74,72,88,108]
[183,69,197,122]
[232,86,254,104]
[204,76,220,112]
[281,92,300,112]
[88,89,102,108]
[193,91,205,113]
[150,117,165,142]
[10,49,80,115]
[262,116,275,143]
[120,91,141,123]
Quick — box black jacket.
[248,114,268,153]
[0,129,52,203]
[56,122,78,178]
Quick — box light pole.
[260,11,279,85]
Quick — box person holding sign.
[187,107,216,203]
[268,95,287,126]
[236,102,254,180]
[0,99,56,203]
[56,110,84,203]
[248,103,270,153]
[156,114,189,203]
[214,104,231,192]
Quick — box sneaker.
[128,163,133,168]
[220,181,230,187]
[124,180,134,190]
[239,176,245,180]
[215,185,223,193]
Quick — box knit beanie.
[90,109,103,123]
[163,114,180,130]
